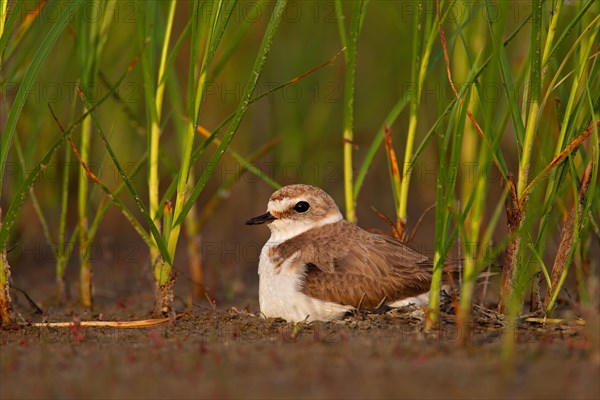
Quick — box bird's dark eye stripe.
[294,201,310,213]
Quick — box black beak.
[245,212,277,225]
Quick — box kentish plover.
[246,184,446,322]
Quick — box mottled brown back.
[271,220,440,308]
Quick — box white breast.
[258,244,351,323]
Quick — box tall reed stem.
[147,0,176,268]
[499,0,543,313]
[398,0,434,239]
[77,116,92,308]
[457,5,492,333]
[340,0,364,223]
[0,209,13,324]
[166,0,221,270]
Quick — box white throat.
[267,213,342,244]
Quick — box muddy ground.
[1,247,599,400]
[1,292,599,400]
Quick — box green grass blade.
[517,0,542,197]
[159,19,191,88]
[334,0,347,50]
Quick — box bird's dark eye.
[294,201,310,213]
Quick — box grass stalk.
[397,0,435,239]
[75,0,116,309]
[77,116,92,308]
[428,0,489,328]
[340,0,364,223]
[0,209,13,324]
[137,0,177,280]
[163,53,206,301]
[541,0,563,67]
[426,113,454,330]
[76,3,93,303]
[427,86,468,329]
[498,0,543,314]
[56,140,73,303]
[517,0,543,195]
[165,0,225,263]
[456,2,496,331]
[506,3,600,317]
[531,0,564,312]
[154,1,176,235]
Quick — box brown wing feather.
[302,262,432,308]
[273,220,435,308]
